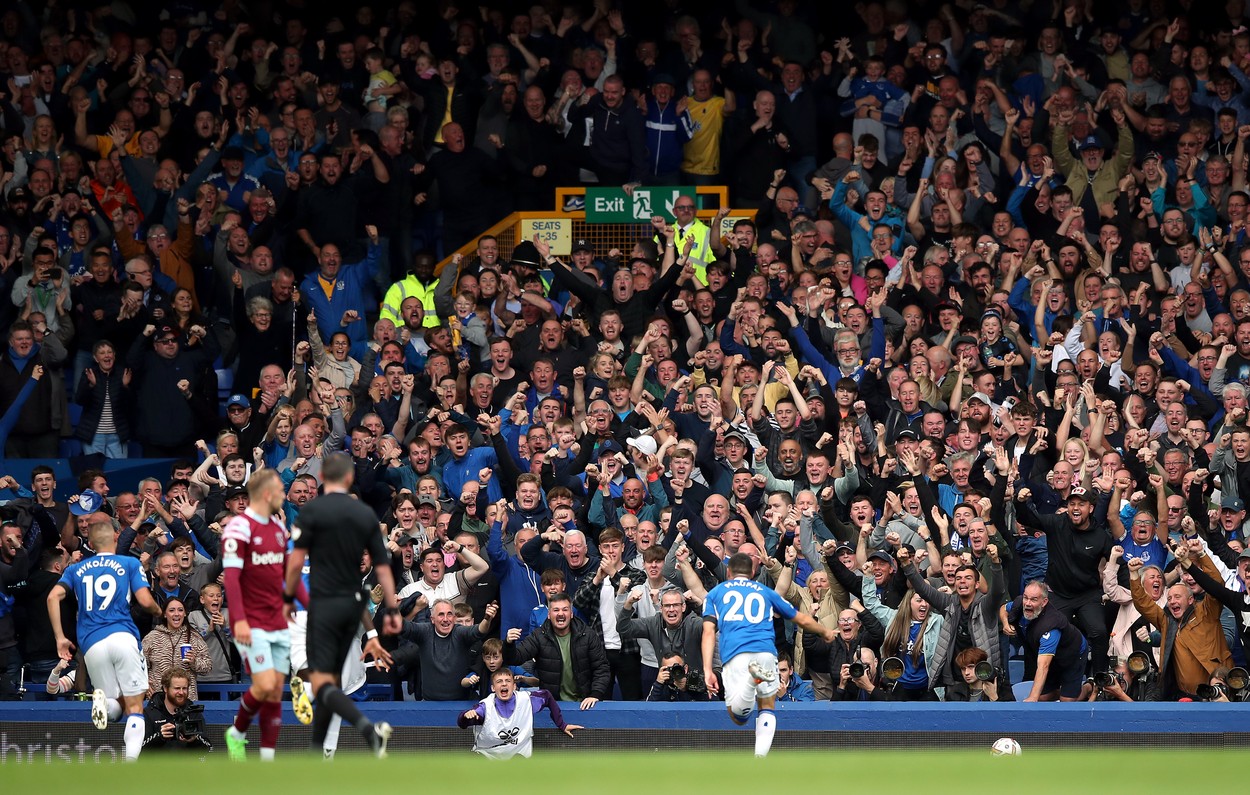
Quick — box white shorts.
[721,651,779,718]
[289,612,309,674]
[235,626,291,675]
[84,632,148,698]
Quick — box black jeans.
[1049,591,1109,674]
[605,648,642,701]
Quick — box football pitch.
[4,749,1242,794]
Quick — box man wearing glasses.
[659,196,713,284]
[121,256,175,324]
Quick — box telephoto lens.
[975,661,996,682]
[881,657,904,681]
[1196,683,1224,701]
[1094,672,1115,688]
[1227,667,1248,692]
[848,662,866,679]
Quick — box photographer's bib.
[473,693,533,760]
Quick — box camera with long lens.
[881,657,904,682]
[975,661,998,682]
[1094,671,1119,688]
[848,662,866,679]
[684,668,707,695]
[1197,683,1227,701]
[173,703,206,738]
[1226,667,1249,701]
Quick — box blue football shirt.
[702,577,797,661]
[58,553,149,652]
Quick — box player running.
[47,518,162,761]
[702,553,836,757]
[284,453,400,757]
[222,470,294,761]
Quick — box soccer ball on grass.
[991,737,1022,756]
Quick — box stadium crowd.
[1,0,1250,713]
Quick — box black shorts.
[305,593,363,675]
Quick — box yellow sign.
[521,218,572,256]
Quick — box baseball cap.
[934,300,961,315]
[867,550,895,566]
[1078,136,1103,151]
[894,429,919,441]
[416,495,439,509]
[227,394,251,410]
[650,72,676,87]
[154,324,178,340]
[221,145,246,161]
[1142,151,1163,163]
[69,489,104,516]
[571,238,593,254]
[598,440,624,458]
[1221,495,1246,512]
[223,485,248,500]
[834,541,855,555]
[1068,487,1094,502]
[791,205,815,220]
[1237,548,1250,561]
[9,187,29,202]
[952,335,979,349]
[626,435,658,456]
[968,391,992,405]
[724,430,749,445]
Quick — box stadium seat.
[216,366,234,402]
[1008,659,1024,684]
[1012,681,1035,700]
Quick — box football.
[991,737,1022,756]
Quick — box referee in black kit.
[283,453,401,757]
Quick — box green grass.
[4,750,1243,794]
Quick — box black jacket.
[142,696,213,751]
[73,364,132,443]
[504,617,610,701]
[125,332,220,447]
[802,612,885,681]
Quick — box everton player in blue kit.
[702,554,835,757]
[47,518,162,761]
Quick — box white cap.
[627,435,659,456]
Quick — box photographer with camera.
[142,667,212,752]
[646,652,710,702]
[833,647,888,701]
[1086,653,1161,702]
[946,647,1015,702]
[1197,667,1250,702]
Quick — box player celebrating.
[222,470,293,761]
[283,453,400,757]
[457,668,583,759]
[702,553,835,757]
[47,518,162,761]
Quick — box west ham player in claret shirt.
[222,470,297,761]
